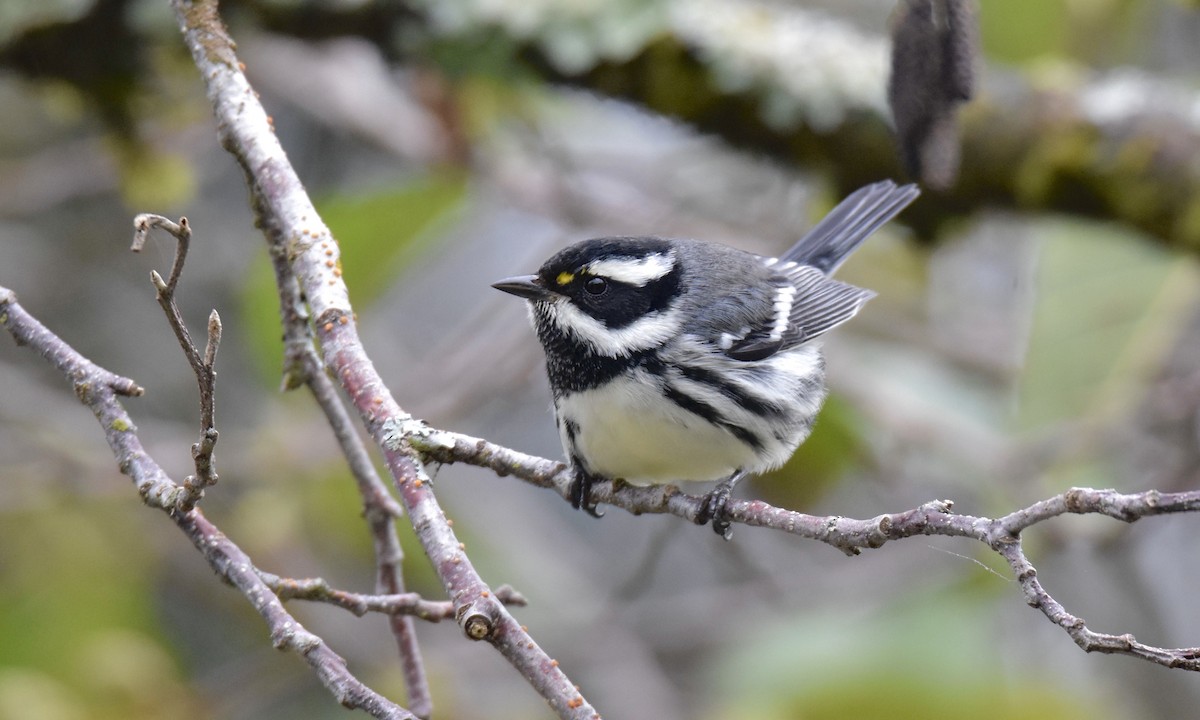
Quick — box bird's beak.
[492,274,551,301]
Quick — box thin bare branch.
[0,287,418,720]
[131,214,220,511]
[132,213,191,295]
[268,243,431,717]
[410,424,1200,673]
[170,1,596,716]
[258,571,529,620]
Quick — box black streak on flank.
[663,383,763,451]
[676,363,784,418]
[563,418,580,445]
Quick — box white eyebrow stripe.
[586,251,676,286]
[544,301,684,357]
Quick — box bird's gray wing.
[725,266,873,361]
[781,180,920,274]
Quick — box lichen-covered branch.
[268,241,432,717]
[170,1,597,717]
[0,287,418,720]
[410,425,1200,672]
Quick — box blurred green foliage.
[0,500,160,673]
[710,586,1112,720]
[0,499,202,719]
[1020,219,1200,431]
[755,394,867,510]
[978,0,1070,63]
[0,0,95,46]
[239,175,466,384]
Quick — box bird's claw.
[696,486,733,539]
[570,468,605,518]
[696,472,745,540]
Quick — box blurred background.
[2,0,1200,718]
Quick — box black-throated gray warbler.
[494,180,919,538]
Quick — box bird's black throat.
[535,313,653,394]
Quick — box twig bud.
[150,270,168,294]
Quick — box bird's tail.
[783,180,920,274]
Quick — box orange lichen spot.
[325,248,333,256]
[339,316,349,325]
[446,518,454,526]
[323,322,333,332]
[238,62,246,71]
[520,625,528,632]
[413,478,423,488]
[550,660,559,668]
[325,260,335,268]
[458,543,466,550]
[481,590,489,598]
[526,642,534,649]
[568,698,583,709]
[373,396,383,405]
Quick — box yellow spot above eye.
[556,272,575,286]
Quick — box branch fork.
[132,213,221,511]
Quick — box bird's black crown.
[534,236,683,330]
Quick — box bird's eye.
[584,277,608,295]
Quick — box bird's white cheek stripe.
[586,251,676,287]
[547,301,683,357]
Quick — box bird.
[493,180,920,538]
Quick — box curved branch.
[410,425,1200,672]
[0,288,418,720]
[170,2,596,717]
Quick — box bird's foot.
[569,467,605,518]
[695,471,746,540]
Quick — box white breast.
[557,370,760,484]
